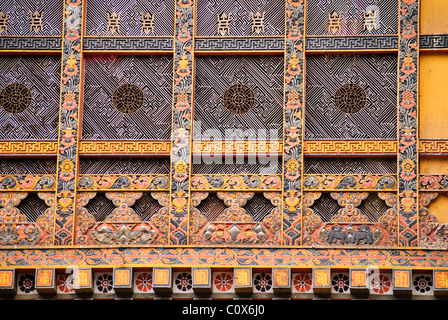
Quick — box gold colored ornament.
[251,11,265,34]
[30,10,43,33]
[107,11,121,34]
[217,12,230,36]
[0,12,8,34]
[174,160,188,174]
[327,11,341,34]
[141,12,154,34]
[286,159,299,172]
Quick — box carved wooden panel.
[82,55,173,140]
[305,54,397,140]
[194,55,284,140]
[0,55,61,140]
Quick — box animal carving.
[327,225,347,244]
[236,225,258,244]
[353,225,374,244]
[210,225,232,243]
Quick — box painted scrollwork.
[303,174,397,190]
[0,175,56,191]
[191,175,281,191]
[78,175,170,191]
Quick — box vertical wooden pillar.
[398,0,419,246]
[54,0,84,245]
[170,0,195,244]
[282,0,305,245]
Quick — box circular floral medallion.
[254,273,272,292]
[18,274,35,294]
[214,273,233,292]
[112,83,144,114]
[135,272,153,292]
[293,273,312,293]
[175,272,192,292]
[57,274,74,293]
[223,83,255,115]
[334,83,366,114]
[0,83,32,114]
[332,273,349,293]
[96,273,114,293]
[413,275,432,294]
[371,274,391,294]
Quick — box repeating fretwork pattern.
[85,0,175,36]
[306,0,398,36]
[305,54,398,140]
[194,55,284,140]
[196,0,285,36]
[82,55,173,141]
[0,0,63,36]
[0,55,61,140]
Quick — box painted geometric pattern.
[134,271,154,293]
[196,0,285,36]
[0,158,56,175]
[194,55,284,140]
[213,272,234,293]
[369,272,392,295]
[94,272,114,294]
[12,269,440,296]
[305,54,398,140]
[331,272,350,294]
[0,55,61,140]
[306,0,398,36]
[82,55,173,140]
[304,158,397,175]
[16,273,36,294]
[0,0,63,36]
[173,271,193,293]
[85,0,175,36]
[56,273,74,294]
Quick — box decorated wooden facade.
[0,0,447,299]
